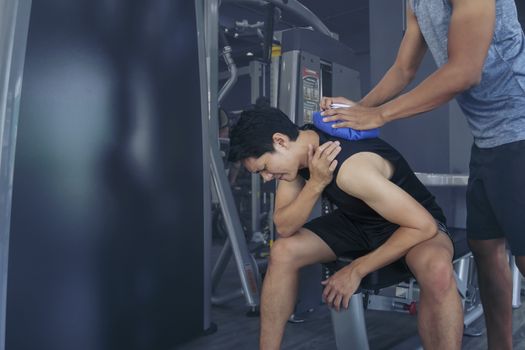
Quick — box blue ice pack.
[312,111,379,141]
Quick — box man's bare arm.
[379,0,495,122]
[320,7,427,112]
[322,152,439,310]
[359,5,428,107]
[273,177,320,237]
[321,0,495,131]
[336,153,438,277]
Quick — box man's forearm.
[273,181,325,237]
[379,62,477,123]
[352,224,437,278]
[359,65,414,108]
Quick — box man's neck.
[296,130,320,169]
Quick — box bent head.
[229,107,302,182]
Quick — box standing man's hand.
[320,96,356,110]
[321,104,386,130]
[308,141,341,188]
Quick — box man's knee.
[268,237,302,268]
[414,258,456,300]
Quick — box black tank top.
[298,126,446,234]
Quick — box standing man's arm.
[321,0,495,130]
[320,5,427,110]
[359,4,428,108]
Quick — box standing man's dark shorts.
[466,140,525,256]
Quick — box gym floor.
[179,243,525,350]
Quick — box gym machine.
[205,0,338,314]
[273,26,363,319]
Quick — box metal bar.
[414,172,469,187]
[270,50,280,107]
[211,158,261,307]
[221,0,335,38]
[0,1,32,348]
[211,238,233,291]
[205,0,260,308]
[219,65,250,80]
[330,293,370,350]
[511,255,522,309]
[249,60,262,236]
[464,304,484,327]
[454,255,471,299]
[196,0,214,330]
[218,29,238,103]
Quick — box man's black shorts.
[467,140,525,256]
[303,209,452,259]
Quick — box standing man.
[321,1,525,349]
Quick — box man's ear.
[272,133,290,150]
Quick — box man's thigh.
[273,228,338,266]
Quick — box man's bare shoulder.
[335,152,394,196]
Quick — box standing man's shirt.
[410,0,525,148]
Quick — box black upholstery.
[450,228,469,260]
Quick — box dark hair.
[228,106,299,162]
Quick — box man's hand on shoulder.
[307,141,341,191]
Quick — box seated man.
[228,106,463,350]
